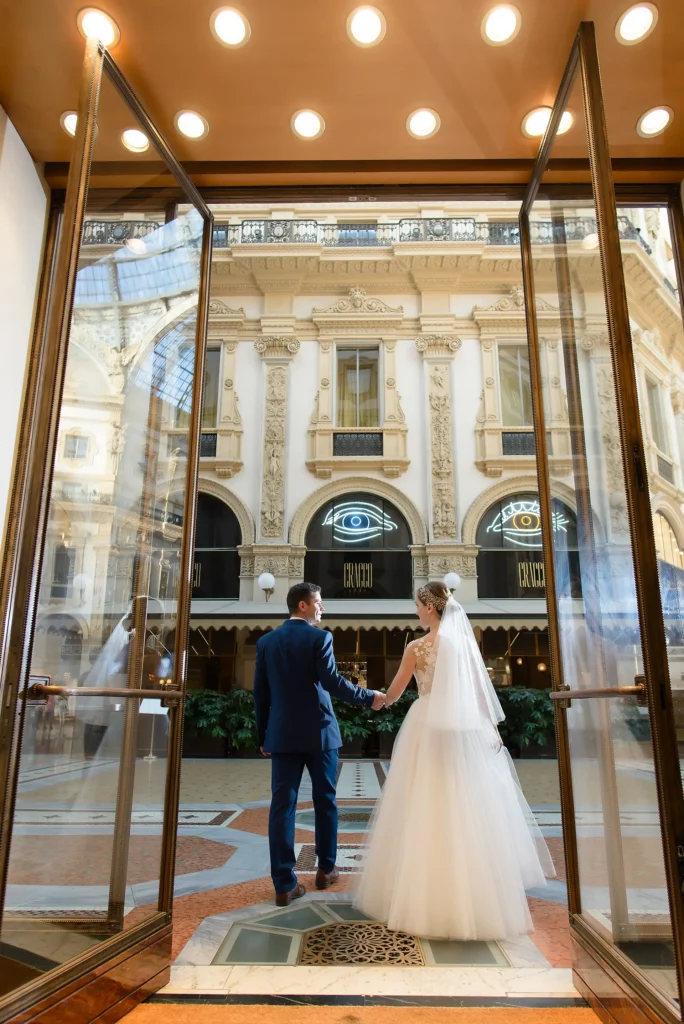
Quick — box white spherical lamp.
[258,572,276,602]
[444,572,461,592]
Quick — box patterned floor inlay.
[295,845,364,873]
[210,900,514,970]
[14,809,240,827]
[300,922,425,966]
[296,805,372,833]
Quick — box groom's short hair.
[287,582,320,614]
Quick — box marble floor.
[3,754,675,1002]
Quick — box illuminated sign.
[323,501,398,545]
[486,500,569,549]
[343,562,373,590]
[518,561,545,588]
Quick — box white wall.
[0,107,48,550]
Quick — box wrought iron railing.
[333,432,384,457]
[81,215,655,256]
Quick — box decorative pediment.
[208,299,245,318]
[312,287,404,334]
[474,285,558,314]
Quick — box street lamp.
[258,572,275,602]
[443,571,461,592]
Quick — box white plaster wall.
[0,107,48,551]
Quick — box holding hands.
[371,690,387,711]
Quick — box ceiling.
[0,0,683,182]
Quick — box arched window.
[304,492,412,599]
[653,512,684,642]
[193,494,241,599]
[476,492,580,599]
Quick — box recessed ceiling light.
[406,108,440,139]
[347,6,386,46]
[636,105,673,137]
[616,3,658,44]
[60,111,78,137]
[174,111,210,139]
[76,8,120,46]
[521,106,573,138]
[291,109,325,140]
[481,5,521,45]
[121,128,149,153]
[210,7,251,47]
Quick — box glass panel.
[335,348,379,427]
[0,65,207,998]
[619,205,684,817]
[357,348,379,427]
[499,345,533,426]
[526,76,677,1005]
[336,349,358,427]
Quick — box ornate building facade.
[36,200,684,693]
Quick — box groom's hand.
[370,691,386,711]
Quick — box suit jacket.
[253,618,375,753]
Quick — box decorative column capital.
[415,334,462,359]
[254,336,300,360]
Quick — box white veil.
[427,596,505,733]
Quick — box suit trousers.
[269,749,339,894]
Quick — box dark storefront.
[304,492,413,599]
[476,492,580,600]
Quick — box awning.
[187,598,551,632]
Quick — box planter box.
[378,732,397,758]
[506,735,557,759]
[182,732,228,758]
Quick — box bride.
[354,581,555,940]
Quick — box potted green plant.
[183,689,232,757]
[332,698,374,757]
[494,686,556,758]
[183,688,260,757]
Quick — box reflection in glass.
[0,68,207,996]
[620,206,684,828]
[499,345,533,426]
[526,84,677,1001]
[336,347,379,427]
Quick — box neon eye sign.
[486,500,569,548]
[323,501,398,544]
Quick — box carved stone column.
[255,336,300,547]
[415,335,461,541]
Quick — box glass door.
[0,38,212,1021]
[521,22,684,1022]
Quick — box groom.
[254,582,385,906]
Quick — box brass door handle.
[550,676,648,709]
[25,683,182,704]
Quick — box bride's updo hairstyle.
[416,582,450,616]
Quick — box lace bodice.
[409,635,438,696]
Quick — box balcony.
[81,215,654,256]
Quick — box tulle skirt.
[353,695,555,940]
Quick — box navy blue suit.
[254,618,374,893]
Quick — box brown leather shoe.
[275,883,306,907]
[315,866,340,890]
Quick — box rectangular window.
[51,545,75,598]
[64,435,88,459]
[498,345,533,427]
[336,348,379,428]
[175,348,220,428]
[647,377,670,454]
[201,349,221,428]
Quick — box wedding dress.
[354,597,555,941]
